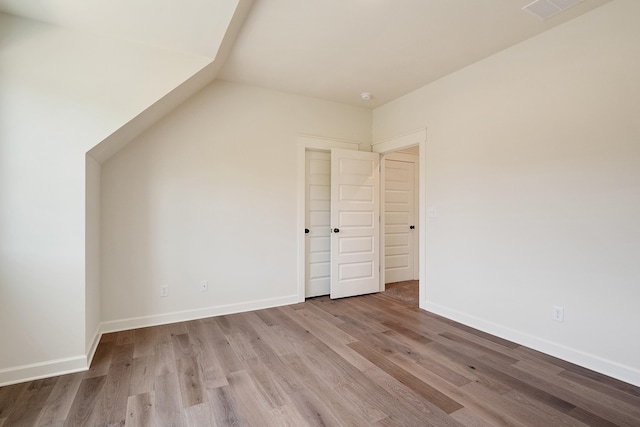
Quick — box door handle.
[410,225,415,230]
[333,228,340,233]
[305,228,309,234]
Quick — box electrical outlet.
[552,306,564,322]
[200,280,208,292]
[160,285,168,297]
[428,207,438,218]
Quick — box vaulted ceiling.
[0,0,611,108]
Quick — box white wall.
[373,0,640,385]
[0,13,212,385]
[100,81,372,329]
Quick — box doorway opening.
[381,145,420,306]
[297,130,427,308]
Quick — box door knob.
[410,225,415,230]
[305,228,309,234]
[333,228,340,233]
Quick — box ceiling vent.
[522,0,584,20]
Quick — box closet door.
[330,149,380,299]
[305,150,331,297]
[384,159,415,283]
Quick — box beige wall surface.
[100,81,372,328]
[373,0,640,385]
[0,13,209,384]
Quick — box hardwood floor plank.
[360,365,454,426]
[450,407,504,427]
[382,320,433,345]
[226,332,258,361]
[34,373,83,426]
[183,400,217,427]
[129,355,156,396]
[243,358,288,408]
[271,307,315,341]
[171,333,194,359]
[280,306,376,372]
[226,370,274,427]
[0,381,28,419]
[439,331,520,365]
[457,381,543,427]
[63,375,106,427]
[287,388,344,427]
[268,404,309,427]
[116,329,136,346]
[427,340,515,395]
[503,388,590,427]
[380,329,472,387]
[93,343,134,425]
[155,373,185,427]
[207,385,245,427]
[133,327,160,358]
[254,307,280,327]
[349,340,464,414]
[568,407,621,427]
[167,321,189,336]
[386,352,527,427]
[125,391,155,427]
[300,300,345,326]
[243,311,298,356]
[204,319,246,373]
[176,356,205,408]
[280,354,373,425]
[184,320,229,390]
[282,306,357,346]
[154,341,178,377]
[4,377,57,427]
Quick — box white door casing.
[305,151,331,297]
[384,159,415,283]
[330,148,380,299]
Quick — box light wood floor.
[1,293,639,426]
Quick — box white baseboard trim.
[422,301,640,387]
[101,294,300,334]
[0,356,88,387]
[86,325,103,367]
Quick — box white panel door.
[384,160,415,283]
[305,150,331,297]
[330,149,380,299]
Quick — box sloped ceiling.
[0,0,240,58]
[0,0,611,110]
[219,0,611,107]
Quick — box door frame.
[372,129,427,308]
[297,135,362,302]
[296,129,427,308]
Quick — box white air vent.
[522,0,583,20]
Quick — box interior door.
[384,159,415,283]
[305,151,331,297]
[330,148,380,299]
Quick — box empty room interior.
[1,0,639,425]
